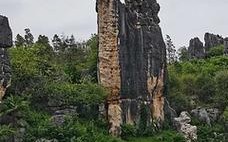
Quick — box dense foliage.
[168,56,228,112]
[169,48,228,141]
[1,31,184,142]
[0,32,120,141]
[0,29,227,141]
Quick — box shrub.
[207,45,224,58]
[128,130,185,142]
[0,125,15,141]
[121,124,137,140]
[214,70,228,108]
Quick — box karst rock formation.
[188,33,226,58]
[204,33,224,52]
[0,15,12,102]
[188,37,204,59]
[96,0,166,136]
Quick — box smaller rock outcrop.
[224,37,228,55]
[51,107,77,126]
[0,15,12,102]
[191,108,211,125]
[174,111,197,142]
[188,37,205,59]
[191,107,221,125]
[204,33,223,52]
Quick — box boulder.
[50,107,77,126]
[191,107,221,125]
[191,107,211,125]
[174,111,197,142]
[206,108,220,122]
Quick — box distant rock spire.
[188,37,204,59]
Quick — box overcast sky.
[1,0,228,47]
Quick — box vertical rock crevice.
[0,15,12,102]
[96,0,166,136]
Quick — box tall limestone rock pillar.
[0,15,12,102]
[96,0,166,136]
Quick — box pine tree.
[52,34,62,52]
[37,35,50,47]
[69,35,76,48]
[178,46,189,61]
[15,34,25,47]
[24,28,34,46]
[165,35,177,64]
[36,35,53,55]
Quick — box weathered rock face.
[50,108,77,126]
[191,107,221,125]
[188,37,204,59]
[96,0,166,136]
[224,37,228,55]
[191,107,211,125]
[204,33,223,52]
[0,15,12,102]
[174,111,197,142]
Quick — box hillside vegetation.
[0,30,227,141]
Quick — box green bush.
[214,70,228,108]
[23,111,123,142]
[207,45,224,58]
[197,124,225,142]
[0,125,15,141]
[121,124,137,140]
[128,130,185,142]
[168,56,228,110]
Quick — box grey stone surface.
[204,33,223,52]
[50,107,77,126]
[97,0,167,135]
[0,15,12,102]
[191,107,211,125]
[188,37,205,59]
[0,15,12,47]
[174,111,197,142]
[224,37,228,55]
[191,107,221,125]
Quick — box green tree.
[165,35,177,64]
[207,45,224,58]
[52,34,64,52]
[214,70,228,108]
[36,35,53,56]
[36,35,50,47]
[69,34,76,48]
[24,28,34,46]
[178,46,189,61]
[15,34,25,47]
